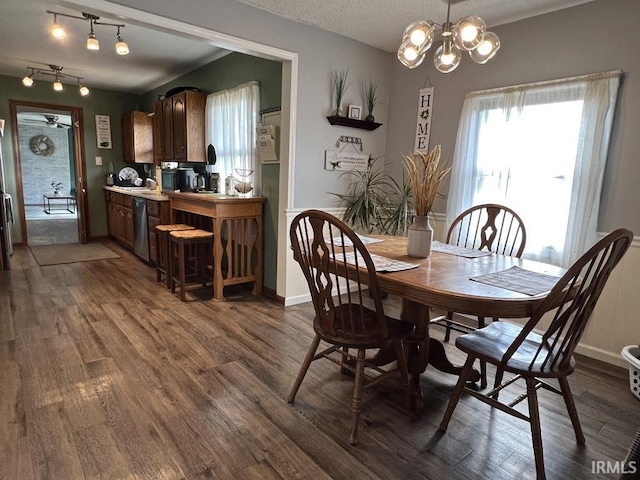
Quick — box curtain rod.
[466,70,623,97]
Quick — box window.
[205,81,261,193]
[447,71,621,267]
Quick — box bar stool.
[155,224,195,288]
[169,229,214,302]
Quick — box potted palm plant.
[404,145,450,257]
[330,156,414,236]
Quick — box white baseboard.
[574,343,627,369]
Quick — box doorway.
[10,100,89,246]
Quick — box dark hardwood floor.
[1,240,638,479]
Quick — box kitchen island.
[168,192,266,301]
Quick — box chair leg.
[349,348,366,445]
[439,356,475,432]
[559,376,585,445]
[169,240,176,293]
[443,311,454,342]
[340,347,350,375]
[478,316,487,389]
[394,340,411,409]
[178,238,187,302]
[288,335,321,404]
[526,377,546,480]
[492,368,505,399]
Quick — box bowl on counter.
[235,182,253,194]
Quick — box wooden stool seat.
[155,224,196,288]
[169,228,214,302]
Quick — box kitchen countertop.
[167,191,265,203]
[103,185,169,201]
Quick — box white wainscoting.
[281,209,638,368]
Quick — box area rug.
[30,242,120,266]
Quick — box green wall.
[1,51,282,292]
[0,73,140,240]
[141,52,283,292]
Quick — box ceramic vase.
[407,215,433,258]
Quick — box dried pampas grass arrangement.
[404,145,451,216]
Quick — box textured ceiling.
[233,0,596,52]
[0,0,596,95]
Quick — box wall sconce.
[46,10,130,55]
[21,65,90,96]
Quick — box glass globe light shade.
[22,75,34,87]
[51,22,66,40]
[53,80,64,92]
[79,85,90,96]
[453,16,486,51]
[434,41,461,73]
[116,40,129,55]
[397,40,426,69]
[469,31,501,64]
[87,33,100,51]
[402,20,435,52]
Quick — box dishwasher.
[133,197,150,262]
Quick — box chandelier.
[397,0,500,73]
[46,10,130,55]
[22,65,90,96]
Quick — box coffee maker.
[192,164,207,192]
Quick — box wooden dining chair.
[439,228,633,480]
[431,203,527,388]
[288,209,415,445]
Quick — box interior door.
[9,100,89,246]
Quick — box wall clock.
[29,135,56,156]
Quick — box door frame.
[9,100,89,245]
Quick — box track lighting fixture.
[21,65,90,96]
[115,26,129,55]
[46,10,130,55]
[50,14,66,40]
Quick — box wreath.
[29,135,55,156]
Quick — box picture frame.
[348,105,362,120]
[95,114,112,149]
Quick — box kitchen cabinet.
[105,190,134,250]
[152,101,164,163]
[104,188,170,263]
[146,199,170,264]
[153,90,206,163]
[122,111,153,164]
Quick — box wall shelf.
[326,116,382,131]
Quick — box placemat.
[470,266,561,296]
[432,241,493,258]
[343,252,419,272]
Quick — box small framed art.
[348,105,362,120]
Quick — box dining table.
[357,236,566,410]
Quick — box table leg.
[212,218,224,301]
[371,298,480,410]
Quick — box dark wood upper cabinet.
[152,100,164,163]
[122,111,153,164]
[154,90,206,163]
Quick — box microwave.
[161,169,190,192]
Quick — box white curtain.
[447,71,621,267]
[205,81,261,194]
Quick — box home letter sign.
[414,87,434,154]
